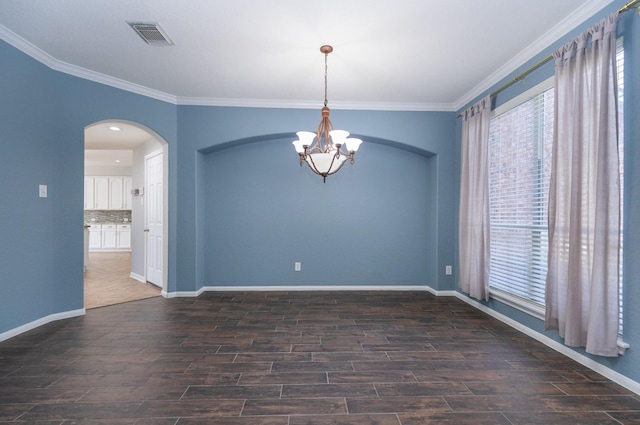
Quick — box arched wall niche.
[195,133,438,289]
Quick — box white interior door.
[145,151,163,287]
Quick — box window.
[487,41,625,336]
[488,79,553,316]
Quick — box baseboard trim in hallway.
[129,272,145,283]
[0,308,85,342]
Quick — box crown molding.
[327,101,456,112]
[176,97,320,109]
[0,23,177,104]
[453,0,615,110]
[176,96,455,111]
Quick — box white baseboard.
[196,285,431,293]
[88,249,131,253]
[454,292,640,396]
[0,308,85,342]
[129,272,145,283]
[163,285,431,298]
[163,287,206,298]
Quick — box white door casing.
[145,150,163,287]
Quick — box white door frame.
[84,120,169,297]
[144,148,166,290]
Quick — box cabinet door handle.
[144,229,149,232]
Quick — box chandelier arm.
[328,157,348,175]
[316,122,325,152]
[325,154,348,178]
[315,109,334,153]
[304,153,323,177]
[307,144,321,154]
[320,151,339,183]
[337,146,349,158]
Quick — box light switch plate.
[39,184,47,198]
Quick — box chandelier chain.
[324,50,329,108]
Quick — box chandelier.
[292,45,362,182]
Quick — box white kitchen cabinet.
[123,178,132,210]
[84,176,132,210]
[88,223,131,252]
[94,177,110,210]
[102,224,117,249]
[84,178,95,210]
[117,224,131,249]
[88,224,102,249]
[109,177,124,209]
[84,226,89,270]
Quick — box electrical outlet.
[445,265,452,275]
[294,262,301,272]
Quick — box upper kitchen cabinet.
[123,178,132,210]
[85,176,132,210]
[84,177,96,210]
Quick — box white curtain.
[545,12,621,357]
[459,96,491,301]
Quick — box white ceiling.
[0,0,612,113]
[84,122,152,168]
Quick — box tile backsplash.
[84,210,131,223]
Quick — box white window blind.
[488,81,554,309]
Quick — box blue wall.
[0,39,56,331]
[456,0,640,388]
[0,39,177,331]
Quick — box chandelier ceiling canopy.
[292,45,362,183]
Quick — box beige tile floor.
[84,251,161,309]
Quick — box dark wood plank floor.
[1,291,638,424]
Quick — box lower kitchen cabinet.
[102,224,117,249]
[88,225,102,249]
[87,223,131,251]
[117,224,131,249]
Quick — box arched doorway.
[83,120,169,308]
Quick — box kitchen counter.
[86,221,131,225]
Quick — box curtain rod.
[457,0,640,118]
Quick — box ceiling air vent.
[128,22,174,46]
